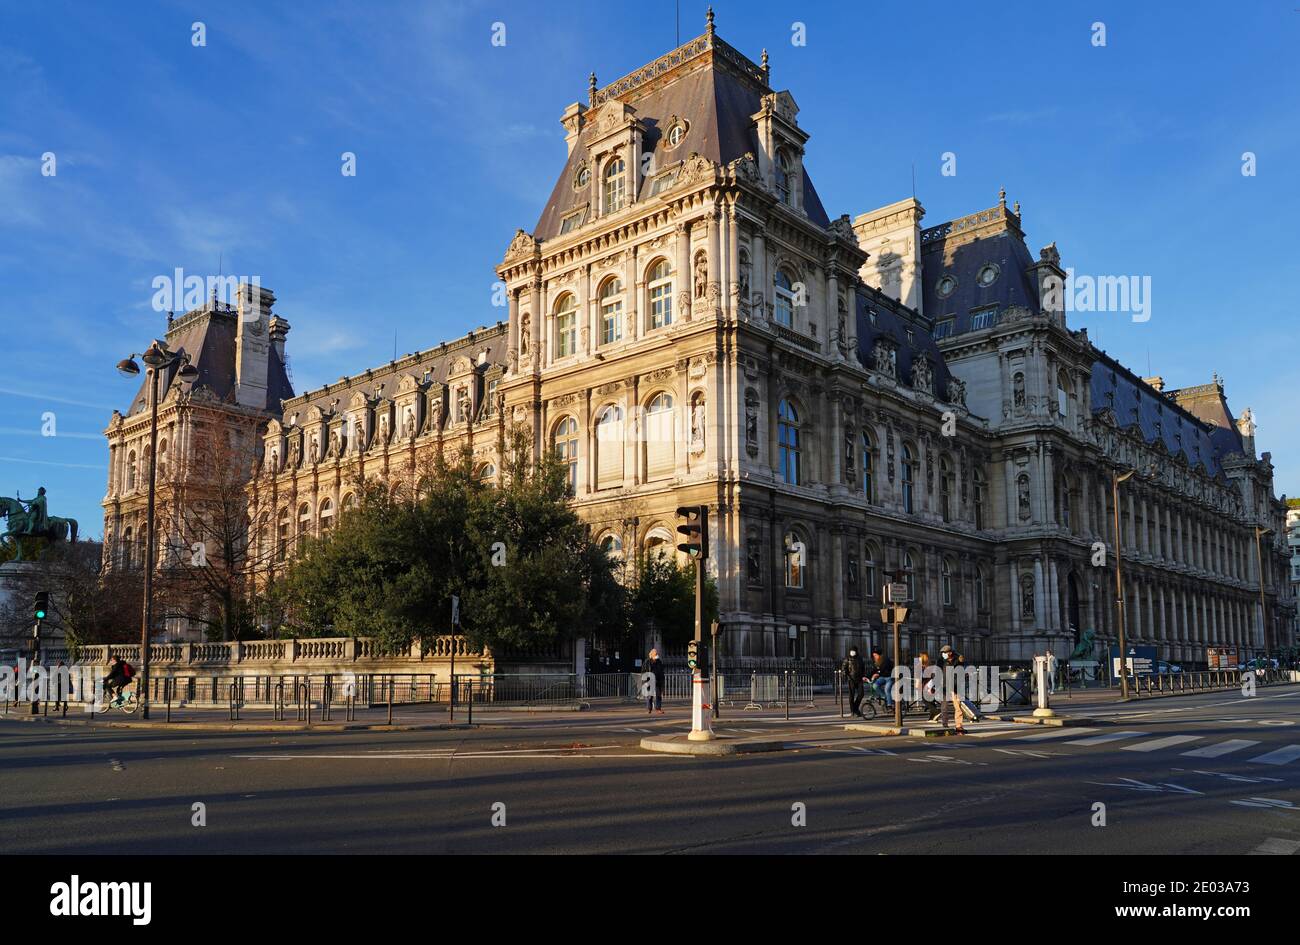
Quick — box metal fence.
[1129,667,1288,696]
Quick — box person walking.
[645,648,666,715]
[1045,648,1058,693]
[938,645,980,731]
[842,647,867,717]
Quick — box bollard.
[1032,655,1056,718]
[322,677,333,722]
[229,682,239,721]
[467,679,473,725]
[166,678,172,723]
[347,692,355,722]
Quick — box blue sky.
[2,0,1298,538]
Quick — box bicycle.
[105,686,139,714]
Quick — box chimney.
[560,102,587,156]
[1142,375,1165,392]
[269,314,291,361]
[235,282,275,410]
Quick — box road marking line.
[1181,739,1261,758]
[1248,838,1300,854]
[1065,730,1148,745]
[1016,727,1099,741]
[1121,735,1203,753]
[1247,745,1300,766]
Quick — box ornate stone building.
[106,14,1294,664]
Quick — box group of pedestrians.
[842,643,982,733]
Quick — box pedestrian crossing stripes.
[1009,727,1300,766]
[1180,739,1260,758]
[1120,735,1203,752]
[1066,730,1149,745]
[1248,745,1300,766]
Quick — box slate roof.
[1088,352,1242,476]
[855,286,954,397]
[126,303,294,417]
[920,204,1040,333]
[534,35,830,242]
[281,323,508,422]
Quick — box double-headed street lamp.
[117,339,197,719]
[1111,464,1154,698]
[1254,526,1274,658]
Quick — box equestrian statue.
[0,487,78,561]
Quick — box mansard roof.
[920,196,1041,332]
[125,300,294,417]
[534,31,830,243]
[1088,351,1242,476]
[855,285,954,398]
[280,322,508,422]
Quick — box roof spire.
[1013,200,1020,216]
[706,6,715,39]
[998,186,1007,207]
[588,71,597,106]
[761,48,769,82]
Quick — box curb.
[982,714,1105,727]
[639,734,789,756]
[0,715,476,733]
[842,722,982,738]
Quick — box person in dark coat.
[868,647,895,707]
[842,648,867,717]
[645,649,666,715]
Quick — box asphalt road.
[3,686,1299,854]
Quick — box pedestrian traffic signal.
[687,639,701,671]
[676,504,709,560]
[33,591,48,621]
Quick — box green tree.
[274,428,625,654]
[627,553,718,649]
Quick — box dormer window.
[666,121,688,148]
[775,151,792,205]
[574,164,590,190]
[603,157,626,213]
[560,208,586,234]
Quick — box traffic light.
[33,591,48,622]
[676,504,709,560]
[687,639,701,671]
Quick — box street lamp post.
[118,340,196,719]
[1254,526,1273,658]
[1111,468,1137,698]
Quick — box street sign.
[1110,645,1156,677]
[887,582,909,603]
[451,595,460,628]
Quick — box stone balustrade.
[43,636,492,675]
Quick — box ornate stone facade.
[106,16,1294,663]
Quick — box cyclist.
[867,647,895,708]
[103,656,135,705]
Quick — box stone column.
[626,245,640,342]
[751,230,766,322]
[675,219,692,323]
[706,205,721,318]
[508,288,520,369]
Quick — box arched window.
[319,499,334,535]
[940,456,954,523]
[297,502,311,550]
[645,393,675,480]
[276,508,289,562]
[342,492,356,511]
[775,151,792,205]
[864,542,879,597]
[603,156,626,212]
[903,551,916,601]
[784,532,806,589]
[595,404,624,489]
[644,528,673,559]
[553,416,579,494]
[647,259,673,329]
[1057,370,1069,418]
[942,557,954,607]
[414,478,432,502]
[901,444,916,514]
[778,399,801,485]
[554,292,577,358]
[974,470,987,529]
[126,450,137,492]
[599,277,623,345]
[862,431,875,503]
[773,270,795,327]
[600,533,623,560]
[477,463,496,483]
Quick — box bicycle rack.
[273,680,285,721]
[228,681,241,721]
[321,677,333,722]
[296,681,310,725]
